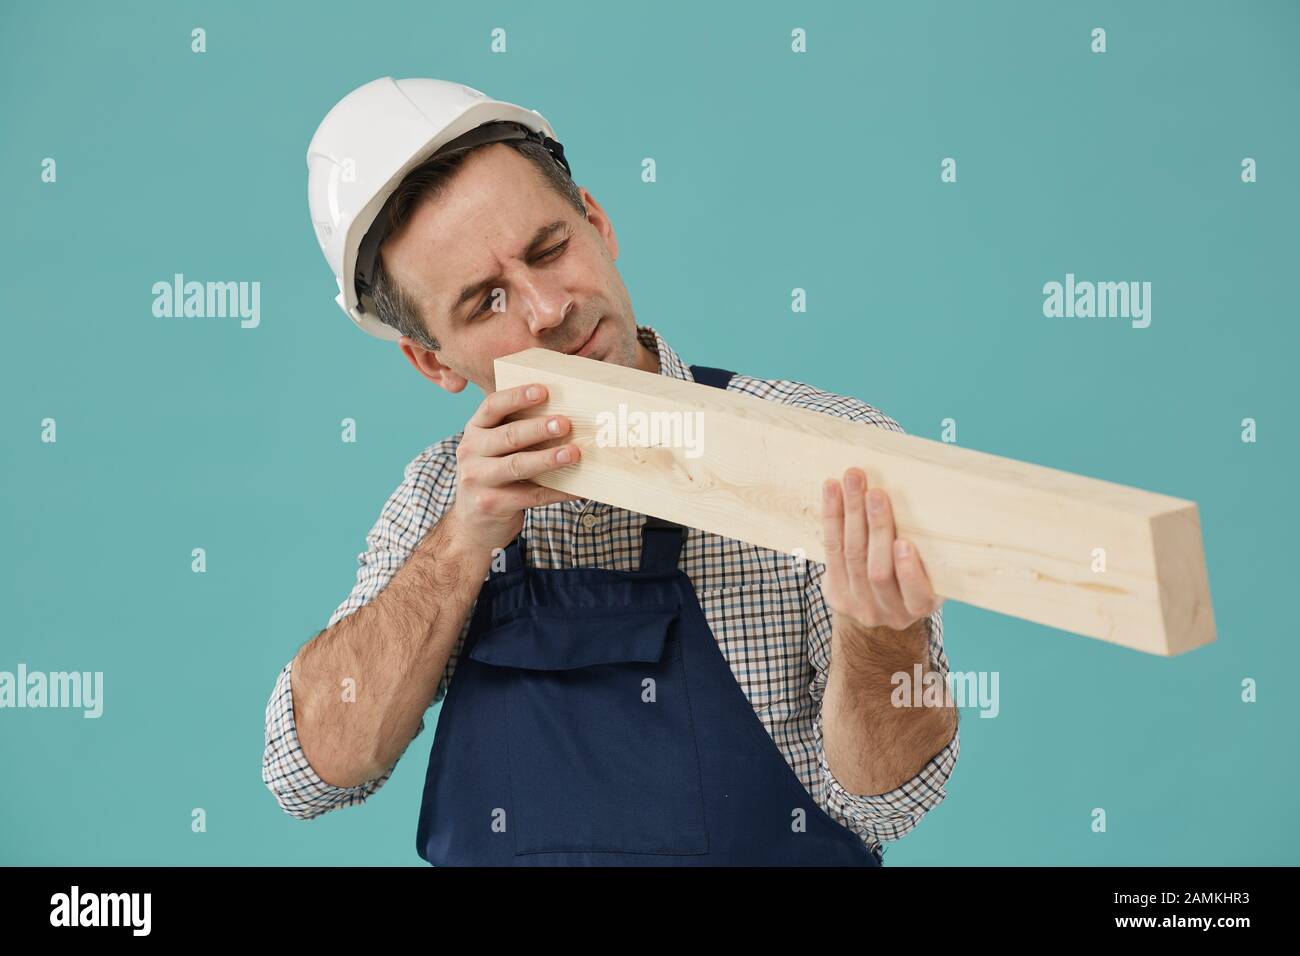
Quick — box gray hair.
[369,138,587,350]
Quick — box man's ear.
[399,338,470,393]
[579,187,619,261]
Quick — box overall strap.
[638,362,738,572]
[638,514,688,572]
[499,533,527,574]
[689,364,736,391]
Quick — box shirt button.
[580,513,599,530]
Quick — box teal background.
[1,0,1296,865]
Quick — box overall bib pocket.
[468,604,709,856]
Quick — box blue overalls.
[415,365,882,867]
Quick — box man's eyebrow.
[448,219,571,320]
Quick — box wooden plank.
[494,348,1216,656]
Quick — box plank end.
[1150,503,1217,656]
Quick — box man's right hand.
[450,383,582,556]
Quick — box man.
[265,77,958,865]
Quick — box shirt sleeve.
[806,573,960,856]
[261,439,464,821]
[782,381,960,858]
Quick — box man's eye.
[471,242,568,318]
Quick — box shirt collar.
[636,324,695,384]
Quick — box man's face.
[381,143,654,393]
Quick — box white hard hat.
[306,77,572,341]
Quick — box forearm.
[821,613,958,795]
[291,506,492,788]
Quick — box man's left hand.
[820,467,943,632]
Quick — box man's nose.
[514,270,573,338]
